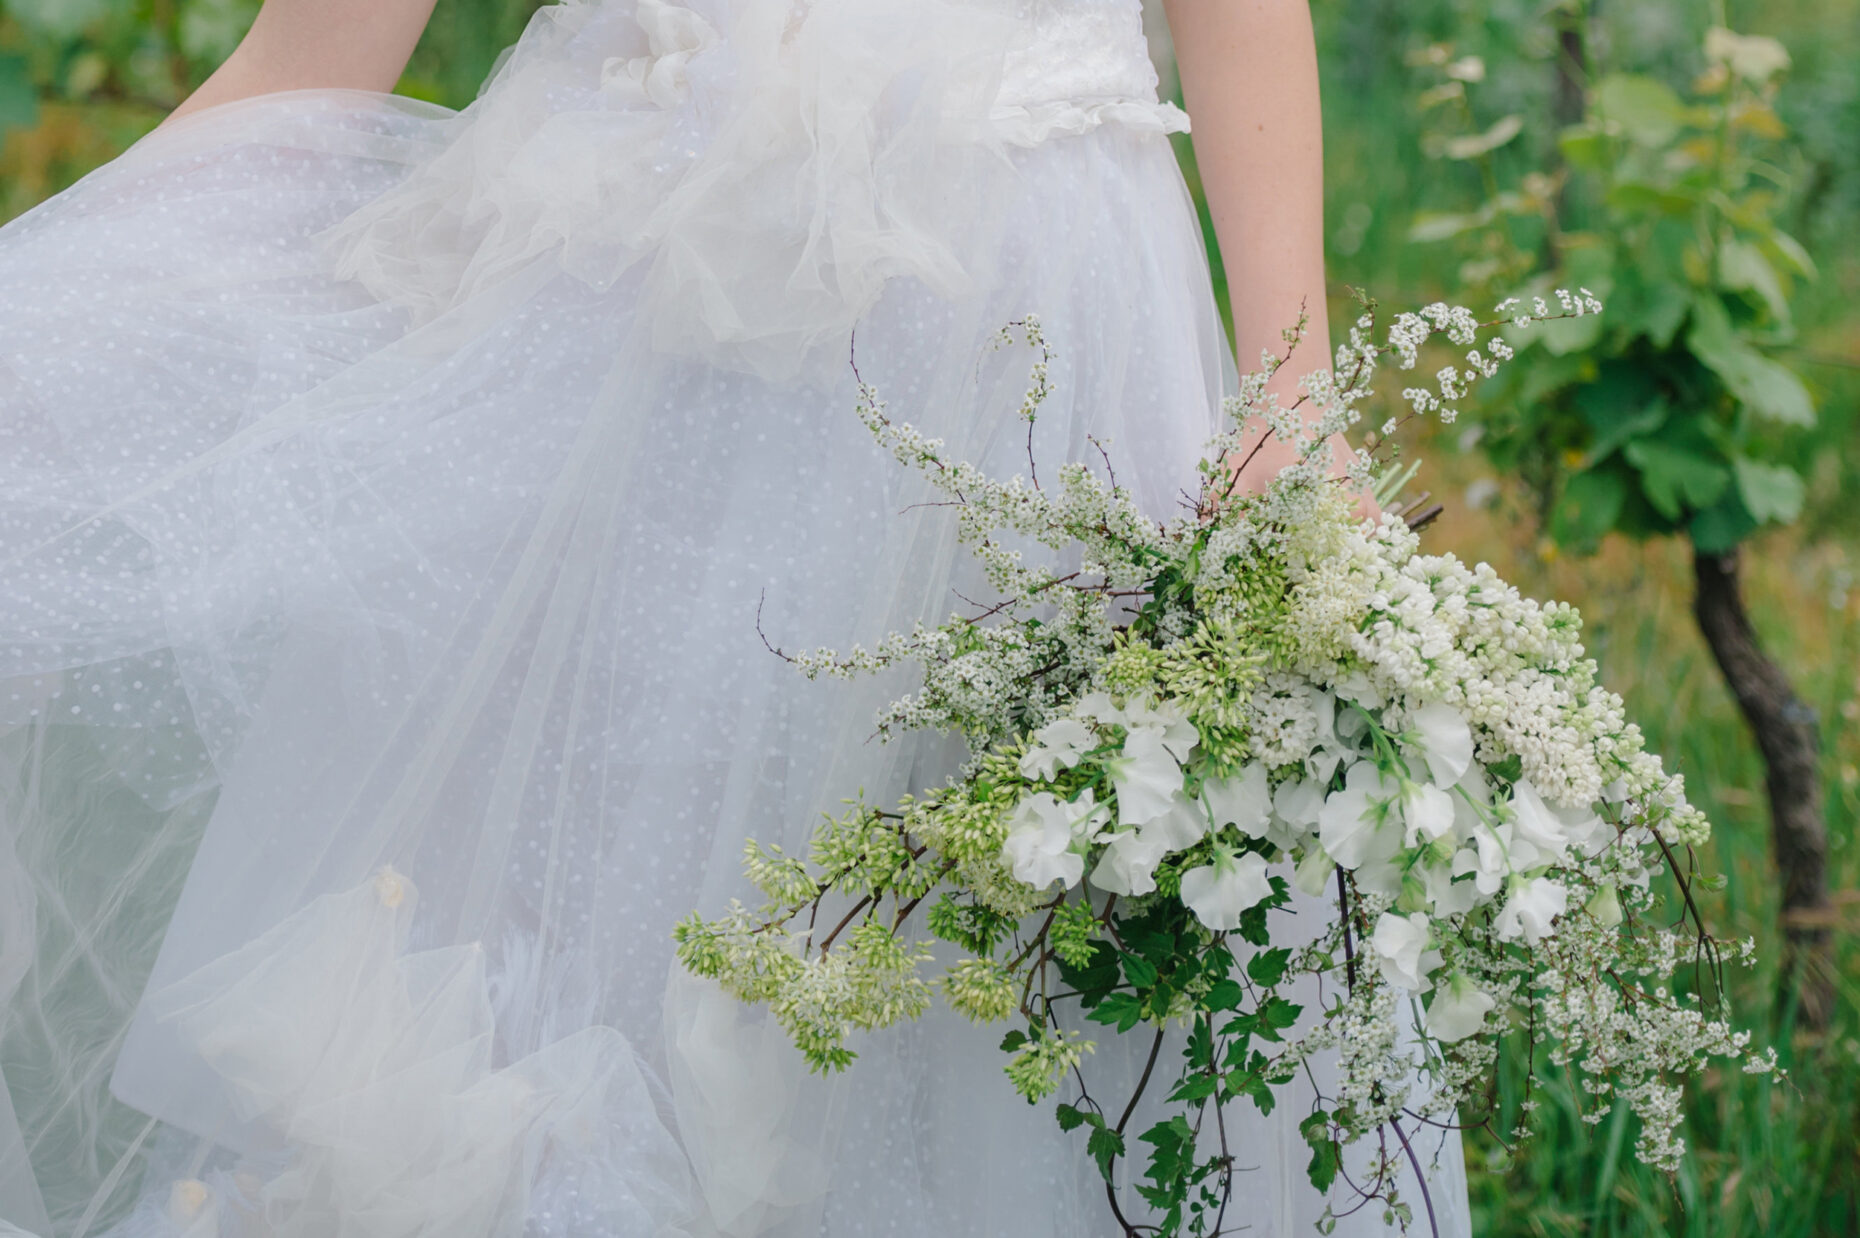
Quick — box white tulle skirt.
[0,2,1467,1235]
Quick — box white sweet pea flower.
[1179,849,1274,931]
[1316,761,1400,869]
[1122,697,1199,763]
[1421,855,1480,918]
[1371,911,1437,991]
[1142,793,1211,852]
[1108,725,1188,826]
[1398,779,1456,847]
[1494,875,1568,944]
[1273,777,1325,828]
[1088,827,1172,897]
[1426,971,1495,1043]
[1075,692,1125,726]
[1333,671,1387,711]
[1585,883,1623,928]
[1294,847,1337,897]
[1202,762,1271,837]
[1001,791,1106,890]
[1017,717,1098,782]
[1404,702,1474,787]
[1505,778,1572,861]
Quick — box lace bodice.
[1001,0,1169,120]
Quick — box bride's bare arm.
[164,0,440,125]
[1161,0,1362,497]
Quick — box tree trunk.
[1691,544,1834,1030]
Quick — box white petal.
[1409,703,1474,786]
[1110,727,1187,826]
[1203,762,1271,836]
[1401,781,1456,847]
[1179,853,1274,932]
[1425,973,1495,1043]
[1088,829,1170,897]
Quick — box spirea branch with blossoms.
[675,292,1779,1236]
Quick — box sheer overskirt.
[0,4,1468,1234]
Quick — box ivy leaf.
[1087,1125,1126,1182]
[1624,439,1731,520]
[1731,456,1805,525]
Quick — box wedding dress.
[0,1,1470,1234]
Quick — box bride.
[0,1,1468,1234]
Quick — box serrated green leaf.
[1204,978,1245,1013]
[1055,1103,1089,1132]
[1246,947,1293,988]
[1731,457,1805,525]
[1624,440,1732,520]
[1087,1125,1126,1182]
[1086,992,1145,1034]
[1687,298,1816,426]
[999,1029,1028,1053]
[1120,950,1159,990]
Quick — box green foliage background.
[0,0,1856,1233]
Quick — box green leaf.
[1717,238,1790,323]
[1246,947,1293,988]
[1204,978,1245,1013]
[1731,457,1805,525]
[1087,1125,1126,1182]
[1550,467,1629,551]
[1168,1073,1218,1103]
[1055,1103,1089,1132]
[1689,492,1758,553]
[1120,950,1159,990]
[1624,439,1731,520]
[1594,74,1689,147]
[0,55,38,134]
[1604,180,1700,219]
[998,1029,1028,1053]
[1686,298,1816,426]
[1301,1112,1341,1193]
[1086,992,1145,1034]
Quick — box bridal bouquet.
[675,295,1776,1234]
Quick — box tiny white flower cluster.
[680,293,1774,1233]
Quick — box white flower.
[1494,876,1568,944]
[1294,846,1337,897]
[1179,850,1274,931]
[1405,702,1474,787]
[1202,762,1271,837]
[1001,792,1104,890]
[1371,911,1437,991]
[1506,778,1573,860]
[1426,971,1495,1043]
[1398,779,1456,847]
[1089,827,1172,897]
[1108,725,1188,826]
[1142,793,1211,852]
[1317,761,1399,869]
[1122,697,1199,763]
[1273,777,1325,828]
[1018,717,1098,781]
